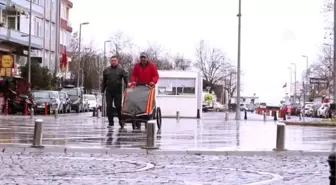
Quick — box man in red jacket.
[129,52,159,87]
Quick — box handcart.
[120,85,162,130]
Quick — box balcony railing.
[10,0,44,16]
[0,27,43,49]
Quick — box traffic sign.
[309,77,328,85]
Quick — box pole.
[77,24,82,87]
[55,0,61,86]
[334,0,336,103]
[329,45,332,100]
[303,56,308,121]
[288,67,292,101]
[293,64,297,103]
[98,55,100,91]
[27,0,32,85]
[235,0,242,120]
[104,42,106,68]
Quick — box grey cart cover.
[122,86,155,115]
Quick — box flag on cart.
[282,83,287,88]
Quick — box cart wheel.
[145,122,148,129]
[156,107,162,130]
[135,122,141,129]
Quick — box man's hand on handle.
[128,82,136,88]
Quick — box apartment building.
[0,0,72,73]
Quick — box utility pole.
[291,63,297,103]
[333,0,336,103]
[76,22,89,87]
[27,0,32,86]
[235,0,242,120]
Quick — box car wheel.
[216,108,220,112]
[76,106,80,113]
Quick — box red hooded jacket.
[130,61,159,84]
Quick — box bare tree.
[194,40,229,88]
[173,54,191,70]
[143,43,173,70]
[109,31,134,71]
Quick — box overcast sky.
[70,0,326,104]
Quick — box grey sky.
[70,0,325,104]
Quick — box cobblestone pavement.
[0,152,329,185]
[0,112,335,151]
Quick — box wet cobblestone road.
[0,152,329,185]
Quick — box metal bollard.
[244,109,247,120]
[328,152,336,185]
[32,119,44,148]
[97,107,100,118]
[143,120,158,149]
[54,108,58,118]
[225,112,229,121]
[176,111,180,119]
[92,107,97,117]
[274,123,286,151]
[273,110,277,121]
[30,108,34,119]
[263,112,266,121]
[283,112,286,121]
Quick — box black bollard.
[274,110,277,121]
[328,152,336,185]
[283,112,286,121]
[92,107,96,117]
[244,109,247,120]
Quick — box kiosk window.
[158,78,196,95]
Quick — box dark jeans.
[106,90,122,125]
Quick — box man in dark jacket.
[102,55,128,127]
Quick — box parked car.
[59,91,71,113]
[60,85,86,113]
[259,102,267,109]
[304,104,314,116]
[32,91,59,114]
[290,103,301,116]
[84,94,97,111]
[311,104,321,118]
[317,103,330,118]
[213,102,226,112]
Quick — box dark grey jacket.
[101,66,128,93]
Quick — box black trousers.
[105,90,122,125]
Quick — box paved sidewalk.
[0,112,335,151]
[0,152,329,185]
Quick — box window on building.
[157,78,196,96]
[7,16,16,29]
[45,21,49,39]
[175,78,196,95]
[34,17,43,37]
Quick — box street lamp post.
[288,67,293,101]
[103,40,111,69]
[76,22,89,87]
[291,63,297,104]
[235,0,242,120]
[334,0,336,104]
[302,55,309,121]
[325,43,332,99]
[27,0,33,86]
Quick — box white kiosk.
[156,70,203,118]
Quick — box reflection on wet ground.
[0,112,335,151]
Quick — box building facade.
[0,0,72,73]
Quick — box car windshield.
[260,103,266,106]
[50,91,59,98]
[33,92,50,99]
[59,92,66,98]
[62,88,77,96]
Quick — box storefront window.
[158,78,196,95]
